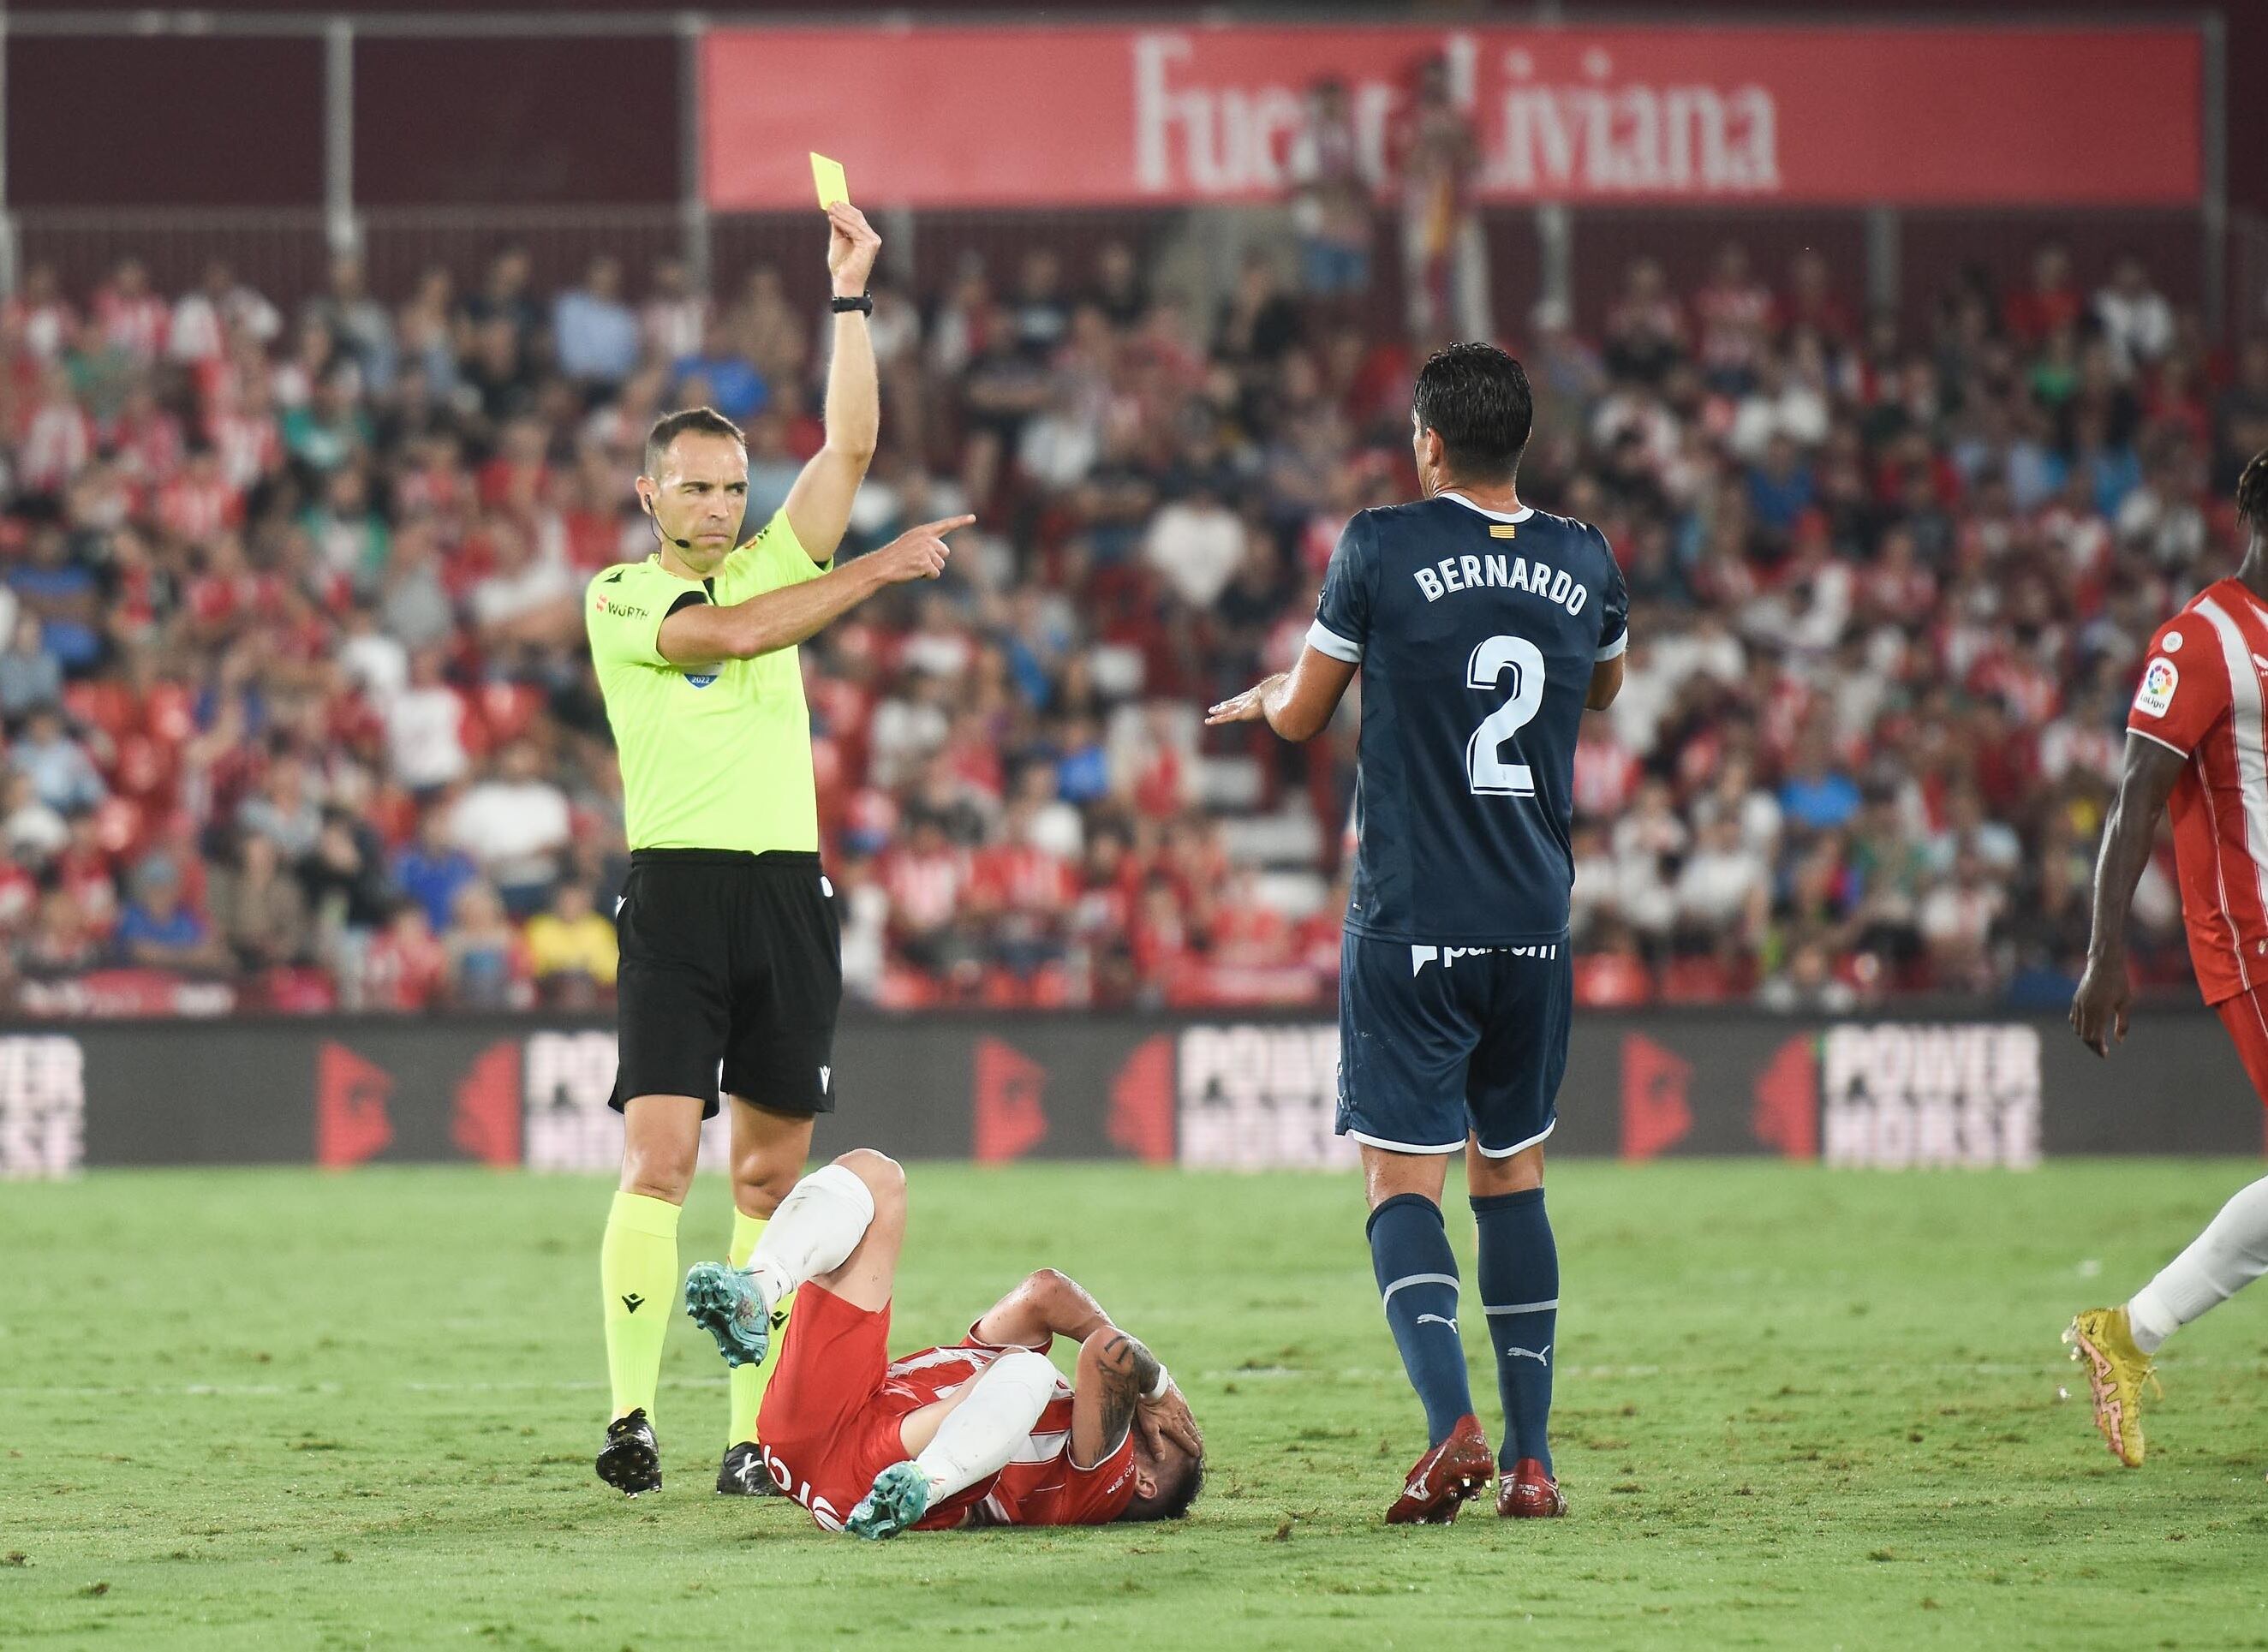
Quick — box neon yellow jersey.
[586,508,830,854]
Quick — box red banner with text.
[702,23,2202,212]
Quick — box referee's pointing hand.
[872,515,973,584]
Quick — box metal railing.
[14,209,331,302]
[12,206,689,307]
[11,200,2236,352]
[7,202,1209,315]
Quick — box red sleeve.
[1050,1428,1140,1524]
[2128,615,2229,759]
[976,1399,1140,1528]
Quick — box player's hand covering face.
[1136,1381,1202,1459]
[827,204,881,296]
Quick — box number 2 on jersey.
[1465,634,1546,796]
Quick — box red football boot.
[1496,1457,1567,1518]
[1384,1414,1495,1524]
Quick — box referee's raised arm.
[779,201,886,564]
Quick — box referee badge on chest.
[683,668,720,689]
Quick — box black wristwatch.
[830,293,874,315]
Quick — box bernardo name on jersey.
[1410,548,1593,614]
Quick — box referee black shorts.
[609,849,843,1120]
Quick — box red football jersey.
[2125,578,2268,1005]
[877,1339,1138,1530]
[759,1285,1137,1533]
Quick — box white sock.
[910,1349,1058,1501]
[2126,1173,2268,1355]
[746,1163,874,1312]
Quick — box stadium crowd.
[0,205,2259,1016]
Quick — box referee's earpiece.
[640,482,694,552]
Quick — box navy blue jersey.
[1310,492,1628,945]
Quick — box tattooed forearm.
[1095,1331,1163,1443]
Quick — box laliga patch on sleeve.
[2134,656,2179,718]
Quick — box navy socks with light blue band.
[1366,1192,1473,1448]
[1473,1186,1557,1476]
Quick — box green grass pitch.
[7,1160,2268,1649]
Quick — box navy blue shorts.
[1335,932,1573,1159]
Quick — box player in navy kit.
[1209,343,1626,1524]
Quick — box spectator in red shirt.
[884,815,972,981]
[1128,874,1194,1001]
[1777,248,1854,347]
[91,259,170,364]
[1692,242,1774,394]
[1573,917,1654,1008]
[362,900,451,1011]
[2003,241,2084,347]
[1209,867,1292,969]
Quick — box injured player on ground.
[683,1150,1205,1537]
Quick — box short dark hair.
[1121,1442,1205,1523]
[2240,449,2268,538]
[1412,343,1534,483]
[643,406,745,477]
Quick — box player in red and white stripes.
[2068,450,2268,1466]
[680,1149,1204,1536]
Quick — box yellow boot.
[2064,1306,2159,1468]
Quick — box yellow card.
[810,152,850,210]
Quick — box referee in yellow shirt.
[586,202,970,1496]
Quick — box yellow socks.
[601,1192,793,1443]
[601,1190,682,1422]
[728,1207,794,1447]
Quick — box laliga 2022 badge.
[2135,656,2178,719]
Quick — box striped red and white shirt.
[2127,578,2268,1005]
[874,1339,1137,1529]
[207,409,282,495]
